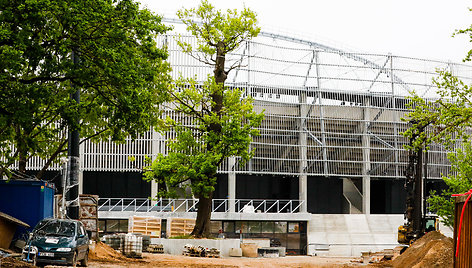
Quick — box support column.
[150,129,162,205]
[78,171,83,195]
[228,157,236,212]
[299,92,308,213]
[362,98,371,215]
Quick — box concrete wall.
[150,238,240,258]
[307,214,453,257]
[308,214,403,257]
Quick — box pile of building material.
[103,233,144,258]
[206,248,220,258]
[183,244,206,257]
[147,244,164,254]
[182,244,220,258]
[122,233,142,258]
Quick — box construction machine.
[397,122,439,245]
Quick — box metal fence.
[98,198,304,214]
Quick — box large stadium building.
[25,22,472,255]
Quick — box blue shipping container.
[0,180,54,240]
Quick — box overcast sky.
[138,0,472,63]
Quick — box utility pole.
[67,51,80,219]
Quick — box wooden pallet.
[167,218,195,237]
[128,216,161,238]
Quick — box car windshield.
[34,220,76,237]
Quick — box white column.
[150,129,162,205]
[362,98,371,215]
[299,92,308,213]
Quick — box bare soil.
[88,242,362,267]
[0,257,35,268]
[387,231,453,268]
[87,232,454,268]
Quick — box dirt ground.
[89,254,365,268]
[87,231,454,268]
[0,231,453,268]
[88,242,366,267]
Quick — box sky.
[138,0,472,63]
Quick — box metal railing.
[98,198,304,214]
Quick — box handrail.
[98,198,305,214]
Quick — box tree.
[428,142,472,228]
[0,0,171,178]
[402,17,472,227]
[144,0,262,237]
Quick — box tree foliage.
[0,0,171,178]
[428,142,472,228]
[144,77,263,198]
[403,16,472,227]
[144,0,262,237]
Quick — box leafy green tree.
[0,0,171,178]
[402,17,472,227]
[428,142,472,228]
[144,0,262,237]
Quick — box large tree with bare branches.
[144,0,262,237]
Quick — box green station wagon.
[22,218,89,267]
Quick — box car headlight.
[22,245,38,254]
[56,247,72,252]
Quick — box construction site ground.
[0,231,454,267]
[85,230,453,268]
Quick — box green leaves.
[147,77,263,198]
[145,0,262,201]
[175,0,260,65]
[0,0,171,176]
[427,142,472,228]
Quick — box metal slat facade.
[21,31,472,180]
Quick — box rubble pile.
[89,241,129,262]
[391,231,453,268]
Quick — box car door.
[76,223,89,259]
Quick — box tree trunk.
[191,192,213,237]
[192,41,227,237]
[15,125,27,177]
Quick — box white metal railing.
[98,198,304,213]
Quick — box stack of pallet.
[206,248,220,258]
[183,244,206,257]
[147,244,164,254]
[167,218,195,237]
[128,216,161,238]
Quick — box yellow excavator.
[397,122,439,245]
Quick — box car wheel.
[71,251,77,267]
[79,250,89,267]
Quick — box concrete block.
[229,248,242,257]
[242,238,270,248]
[241,243,258,258]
